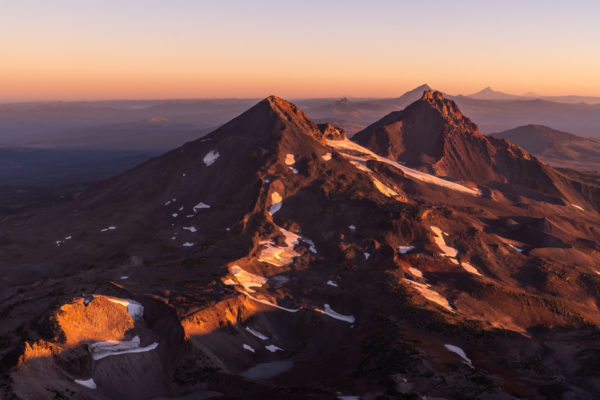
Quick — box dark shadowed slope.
[492,124,600,171]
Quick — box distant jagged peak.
[417,90,473,130]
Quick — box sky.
[1,0,600,101]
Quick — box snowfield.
[265,344,283,352]
[74,378,97,389]
[230,265,267,292]
[246,326,268,340]
[317,304,355,324]
[326,138,481,196]
[461,262,483,276]
[398,245,415,254]
[90,336,158,360]
[193,202,210,212]
[258,226,301,267]
[444,344,472,367]
[430,226,458,258]
[404,279,454,312]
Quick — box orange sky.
[2,0,600,101]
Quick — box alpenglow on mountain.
[2,93,600,400]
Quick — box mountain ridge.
[2,95,600,399]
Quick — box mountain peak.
[468,87,520,100]
[420,89,444,102]
[414,83,432,91]
[418,90,467,124]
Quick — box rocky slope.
[1,96,600,399]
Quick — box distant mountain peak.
[398,84,432,99]
[414,83,432,91]
[468,87,520,100]
[145,116,168,123]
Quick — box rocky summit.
[2,94,600,400]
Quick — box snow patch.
[364,252,370,260]
[64,235,72,240]
[327,280,339,287]
[230,265,267,293]
[404,279,454,312]
[193,202,210,212]
[258,227,301,267]
[203,150,220,166]
[182,242,195,247]
[371,177,399,197]
[430,226,458,258]
[246,326,268,340]
[239,290,300,313]
[349,159,372,173]
[285,154,296,165]
[172,213,178,218]
[348,225,356,232]
[243,344,255,353]
[461,262,483,276]
[444,344,472,367]
[289,166,299,174]
[90,336,158,360]
[301,236,318,253]
[182,226,197,233]
[322,152,332,161]
[265,344,283,352]
[408,267,423,278]
[317,304,355,324]
[510,244,524,253]
[74,378,96,389]
[268,192,283,215]
[398,245,415,254]
[120,276,128,280]
[100,226,116,232]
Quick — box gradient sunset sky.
[2,0,599,101]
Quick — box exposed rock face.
[316,123,347,140]
[1,95,600,399]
